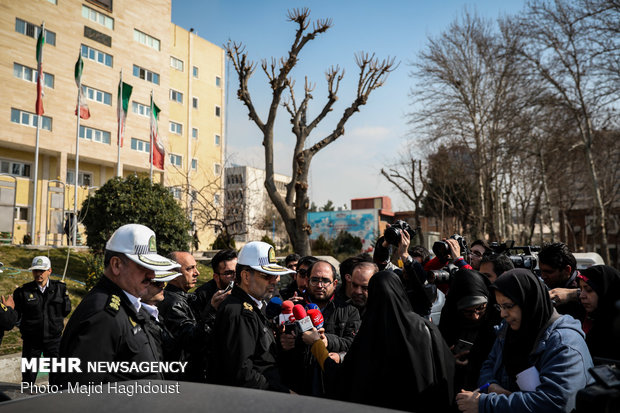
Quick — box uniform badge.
[128,316,137,327]
[0,303,6,311]
[268,247,276,263]
[106,294,121,314]
[148,236,157,252]
[243,302,253,312]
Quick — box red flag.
[150,96,164,169]
[35,24,45,116]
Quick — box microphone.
[306,303,319,311]
[307,309,324,329]
[266,296,282,319]
[279,300,295,325]
[293,304,313,333]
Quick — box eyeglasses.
[309,277,333,286]
[494,302,517,311]
[462,304,487,316]
[217,270,236,277]
[297,269,308,278]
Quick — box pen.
[475,383,491,393]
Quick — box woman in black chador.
[303,270,454,412]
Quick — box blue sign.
[307,209,378,253]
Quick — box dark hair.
[297,256,319,270]
[538,242,576,271]
[104,250,128,269]
[471,239,490,251]
[409,245,430,264]
[212,249,238,273]
[285,253,301,266]
[481,253,514,276]
[308,260,339,282]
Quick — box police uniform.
[52,276,163,386]
[213,285,288,392]
[0,301,18,346]
[13,278,71,383]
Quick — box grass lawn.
[0,245,213,356]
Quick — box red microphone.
[307,309,324,329]
[279,300,295,325]
[293,304,313,332]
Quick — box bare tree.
[227,8,396,255]
[380,156,428,245]
[409,10,530,240]
[514,0,620,263]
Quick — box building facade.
[0,0,224,247]
[224,165,290,247]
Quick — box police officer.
[0,294,18,347]
[14,256,71,383]
[52,224,180,386]
[213,241,295,392]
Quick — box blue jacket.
[478,314,593,413]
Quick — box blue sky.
[172,1,526,211]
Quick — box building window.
[215,106,221,117]
[191,159,198,170]
[193,66,199,78]
[215,134,221,145]
[192,128,198,139]
[169,89,183,104]
[131,101,150,117]
[169,154,182,167]
[130,138,150,153]
[214,194,221,206]
[215,76,221,87]
[81,44,113,67]
[15,18,56,46]
[134,29,160,51]
[169,187,182,199]
[79,125,110,144]
[15,206,29,221]
[192,97,198,109]
[66,171,92,186]
[13,63,54,88]
[0,160,31,178]
[170,56,183,71]
[133,65,159,85]
[45,0,57,4]
[169,121,182,135]
[82,85,112,105]
[214,163,221,175]
[82,5,114,29]
[10,108,52,130]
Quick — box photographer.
[373,222,433,318]
[538,242,583,320]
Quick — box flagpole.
[31,21,45,246]
[73,52,82,248]
[116,69,123,177]
[150,89,154,183]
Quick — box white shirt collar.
[123,291,142,313]
[141,303,159,321]
[37,279,49,294]
[248,294,263,309]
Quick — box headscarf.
[339,270,454,412]
[439,268,490,346]
[578,265,620,360]
[490,268,554,378]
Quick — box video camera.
[432,234,468,260]
[487,240,541,271]
[576,364,620,413]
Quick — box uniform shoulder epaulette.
[105,294,122,315]
[242,302,254,313]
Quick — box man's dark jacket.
[13,279,71,342]
[213,285,288,392]
[52,276,163,386]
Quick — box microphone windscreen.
[307,309,324,328]
[281,300,294,313]
[306,303,319,311]
[266,297,283,319]
[292,304,307,320]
